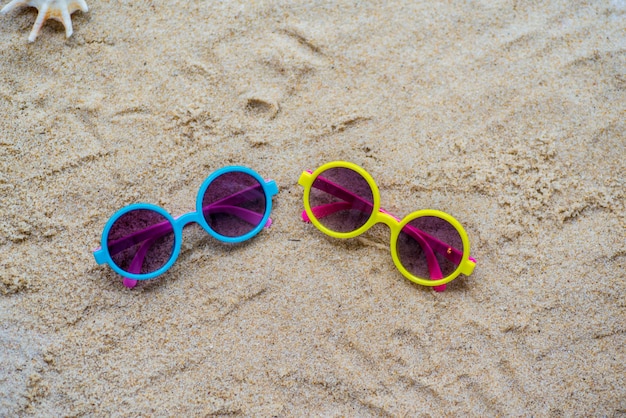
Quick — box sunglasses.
[298,161,476,291]
[93,166,278,288]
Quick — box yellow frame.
[298,161,476,287]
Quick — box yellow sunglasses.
[298,161,476,291]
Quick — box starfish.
[1,0,88,42]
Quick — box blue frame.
[93,166,278,281]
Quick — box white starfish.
[1,0,88,42]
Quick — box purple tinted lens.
[396,216,463,279]
[308,167,374,233]
[201,171,266,237]
[107,209,175,275]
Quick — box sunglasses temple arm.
[107,220,175,256]
[122,238,157,288]
[307,175,369,209]
[301,201,351,222]
[199,183,273,226]
[405,224,476,278]
[385,212,464,263]
[400,223,446,292]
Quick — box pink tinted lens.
[107,209,175,275]
[396,216,463,279]
[201,171,266,237]
[308,167,374,233]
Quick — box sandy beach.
[1,0,624,415]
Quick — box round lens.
[201,171,266,237]
[106,209,175,275]
[308,167,374,233]
[396,216,464,280]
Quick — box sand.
[0,0,624,415]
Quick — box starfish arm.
[28,1,49,42]
[1,0,29,14]
[76,0,86,12]
[60,3,72,38]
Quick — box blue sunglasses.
[93,166,278,288]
